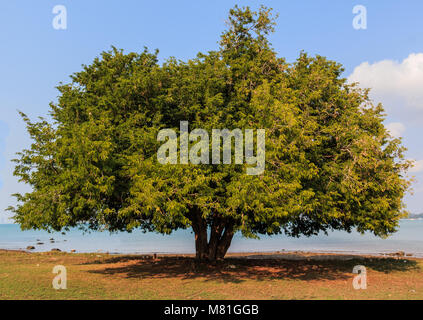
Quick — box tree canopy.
[9,6,412,261]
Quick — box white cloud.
[348,53,423,122]
[386,122,406,138]
[409,159,423,173]
[349,55,423,213]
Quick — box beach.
[1,220,422,300]
[0,249,422,300]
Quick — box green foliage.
[9,6,411,258]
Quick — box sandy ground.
[146,250,421,261]
[1,249,422,299]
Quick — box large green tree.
[9,6,411,261]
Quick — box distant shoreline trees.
[407,213,423,219]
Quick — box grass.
[0,250,422,300]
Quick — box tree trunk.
[208,219,225,260]
[215,222,235,260]
[191,214,235,262]
[191,213,209,260]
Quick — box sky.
[1,0,423,223]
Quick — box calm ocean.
[0,220,422,257]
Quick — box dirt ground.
[0,250,422,300]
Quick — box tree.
[9,6,412,261]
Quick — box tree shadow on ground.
[84,255,420,284]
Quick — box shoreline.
[2,248,422,261]
[1,220,422,259]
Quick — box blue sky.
[1,0,423,222]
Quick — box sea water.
[0,219,422,257]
